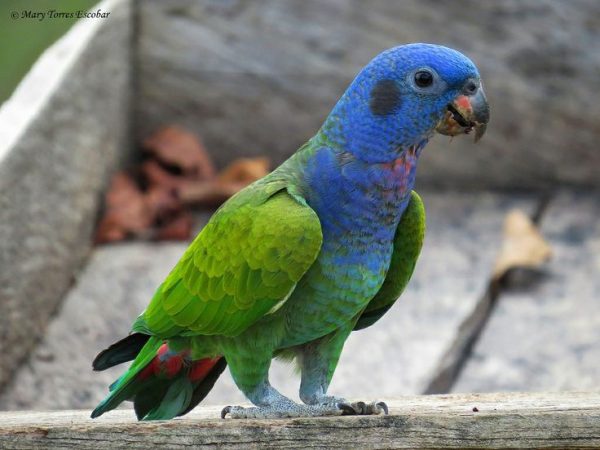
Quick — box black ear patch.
[369,80,401,116]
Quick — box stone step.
[0,191,536,410]
[0,0,132,391]
[453,191,600,392]
[331,191,536,398]
[138,0,600,189]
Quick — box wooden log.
[0,392,598,449]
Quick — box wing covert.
[138,182,322,338]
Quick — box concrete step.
[454,191,600,392]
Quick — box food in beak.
[436,89,489,142]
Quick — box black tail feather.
[134,381,168,420]
[93,333,151,371]
[178,358,227,417]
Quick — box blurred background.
[0,0,598,412]
[0,0,97,103]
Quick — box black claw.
[376,401,389,415]
[337,402,357,415]
[355,401,367,414]
[221,406,231,419]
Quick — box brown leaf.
[154,211,194,241]
[177,157,270,207]
[492,209,553,280]
[96,129,271,243]
[142,159,245,207]
[141,159,183,190]
[144,186,181,219]
[94,172,154,244]
[95,173,191,244]
[217,157,270,184]
[178,180,245,207]
[143,126,215,179]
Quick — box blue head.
[322,43,489,163]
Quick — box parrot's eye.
[414,70,434,88]
[464,80,478,95]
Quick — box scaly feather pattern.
[92,43,489,420]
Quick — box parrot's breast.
[277,146,419,346]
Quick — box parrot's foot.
[221,401,343,419]
[303,394,389,416]
[338,400,389,415]
[221,399,388,419]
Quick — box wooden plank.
[454,191,600,392]
[0,192,536,410]
[0,392,599,449]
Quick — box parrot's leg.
[222,349,348,419]
[298,323,388,416]
[221,380,349,419]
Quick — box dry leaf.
[145,186,182,219]
[178,180,246,207]
[95,127,271,244]
[492,209,553,280]
[178,157,270,207]
[141,159,183,190]
[154,212,194,241]
[143,125,215,179]
[94,172,154,244]
[217,157,270,184]
[95,173,192,244]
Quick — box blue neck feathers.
[303,140,425,242]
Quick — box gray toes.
[337,402,357,415]
[220,401,385,419]
[354,401,367,414]
[221,405,250,419]
[360,400,388,415]
[376,401,389,415]
[338,400,389,415]
[221,405,231,419]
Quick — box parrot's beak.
[436,87,490,142]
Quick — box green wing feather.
[135,179,323,338]
[354,190,426,330]
[142,377,194,420]
[91,336,163,418]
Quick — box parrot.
[91,43,489,420]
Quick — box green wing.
[135,180,323,338]
[354,190,426,330]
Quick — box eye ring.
[414,70,434,88]
[464,80,478,95]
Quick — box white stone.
[0,0,132,388]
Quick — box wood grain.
[1,392,599,449]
